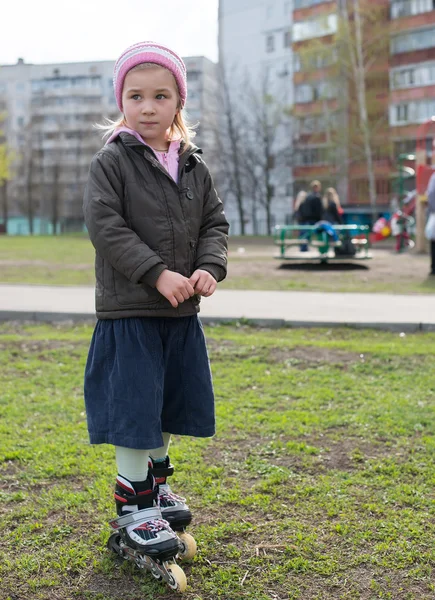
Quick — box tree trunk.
[352,0,377,220]
[221,69,246,235]
[1,180,8,233]
[52,164,60,235]
[27,154,34,235]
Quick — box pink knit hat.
[113,41,187,111]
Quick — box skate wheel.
[167,563,187,592]
[178,532,197,561]
[107,533,124,557]
[150,564,163,581]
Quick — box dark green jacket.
[83,133,229,319]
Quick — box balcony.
[294,0,331,7]
[293,13,337,43]
[391,0,435,19]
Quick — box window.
[294,53,301,72]
[294,0,328,8]
[295,84,313,103]
[396,104,409,123]
[394,139,416,156]
[391,62,435,88]
[284,30,292,47]
[294,147,330,165]
[390,99,435,124]
[266,34,275,53]
[293,47,337,72]
[391,27,435,54]
[391,0,434,19]
[187,71,200,82]
[295,81,336,103]
[293,14,338,42]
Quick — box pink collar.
[106,126,181,154]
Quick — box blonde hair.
[294,190,307,211]
[310,180,321,191]
[96,63,196,151]
[322,187,341,210]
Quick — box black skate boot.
[150,457,197,560]
[110,473,179,560]
[107,473,187,591]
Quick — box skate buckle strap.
[109,506,163,530]
[114,486,158,507]
[152,464,174,478]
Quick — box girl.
[322,187,343,224]
[83,42,229,567]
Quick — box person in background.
[425,172,435,275]
[292,190,307,223]
[298,180,323,225]
[297,181,323,251]
[322,187,343,224]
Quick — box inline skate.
[107,473,187,592]
[150,457,197,561]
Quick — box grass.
[1,234,434,294]
[1,322,435,599]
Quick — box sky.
[2,0,219,65]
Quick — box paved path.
[0,284,433,331]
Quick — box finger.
[188,271,201,286]
[174,291,185,304]
[203,282,217,297]
[180,288,191,301]
[193,274,207,292]
[194,281,206,294]
[168,294,178,308]
[185,281,195,296]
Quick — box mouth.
[141,122,158,126]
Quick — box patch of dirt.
[268,345,362,367]
[0,259,92,271]
[201,431,397,484]
[226,247,434,292]
[0,340,86,361]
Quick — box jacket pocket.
[113,269,162,307]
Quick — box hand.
[156,270,195,308]
[189,269,217,297]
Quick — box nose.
[141,100,156,115]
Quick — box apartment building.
[293,0,393,219]
[0,55,218,233]
[218,0,293,234]
[184,56,219,175]
[389,0,435,166]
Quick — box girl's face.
[122,65,179,149]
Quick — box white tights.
[115,432,171,482]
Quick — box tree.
[214,65,249,235]
[294,0,390,215]
[212,65,292,235]
[340,0,390,218]
[242,74,292,235]
[0,125,15,232]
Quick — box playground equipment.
[415,118,435,252]
[274,224,371,263]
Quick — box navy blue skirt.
[84,316,215,450]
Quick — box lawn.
[1,235,435,294]
[1,323,434,599]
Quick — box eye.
[156,94,167,100]
[131,94,141,101]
